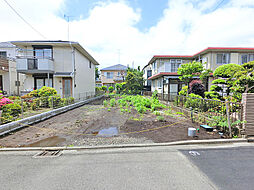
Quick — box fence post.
[226,101,232,137]
[21,99,24,119]
[51,96,54,109]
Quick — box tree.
[177,61,212,94]
[188,80,205,97]
[124,67,144,94]
[232,61,254,94]
[212,63,242,97]
[177,61,204,85]
[95,67,99,80]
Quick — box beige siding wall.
[101,70,125,85]
[53,46,73,72]
[74,48,95,96]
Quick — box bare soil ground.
[0,98,220,147]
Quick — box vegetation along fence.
[0,91,103,125]
[155,93,243,137]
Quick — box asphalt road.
[0,143,253,190]
[181,145,254,190]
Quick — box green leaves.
[177,61,204,83]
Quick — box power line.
[3,0,47,39]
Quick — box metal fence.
[148,92,243,136]
[0,91,104,124]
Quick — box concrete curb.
[0,138,248,152]
[0,95,104,137]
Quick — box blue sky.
[1,0,254,68]
[60,0,168,32]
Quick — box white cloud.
[0,0,254,69]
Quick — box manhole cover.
[33,150,62,158]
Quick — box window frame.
[216,53,230,64]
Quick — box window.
[33,45,53,59]
[170,59,181,72]
[105,72,113,79]
[89,61,92,68]
[152,80,155,87]
[147,70,152,78]
[216,53,230,64]
[117,72,120,76]
[152,62,157,70]
[157,78,162,88]
[0,51,7,58]
[241,54,254,64]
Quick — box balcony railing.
[16,57,54,73]
[0,58,9,72]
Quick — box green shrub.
[115,83,122,94]
[1,103,22,123]
[48,96,62,108]
[110,98,116,107]
[108,86,114,93]
[38,86,57,97]
[152,90,158,99]
[103,100,108,107]
[156,116,165,122]
[179,86,188,96]
[101,86,107,92]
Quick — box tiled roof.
[101,64,127,71]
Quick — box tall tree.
[95,67,99,80]
[125,67,144,94]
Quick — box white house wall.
[74,48,95,96]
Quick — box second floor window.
[147,70,152,78]
[33,45,53,59]
[216,53,230,64]
[0,51,7,58]
[170,59,181,72]
[241,54,254,64]
[104,72,113,79]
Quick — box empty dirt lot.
[0,98,220,147]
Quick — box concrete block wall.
[242,93,254,136]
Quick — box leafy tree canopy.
[125,67,144,94]
[177,61,204,83]
[213,63,242,78]
[231,61,254,93]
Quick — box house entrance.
[62,77,72,98]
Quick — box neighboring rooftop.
[101,64,128,71]
[11,40,99,65]
[0,42,15,48]
[144,47,254,69]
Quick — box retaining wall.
[0,95,104,136]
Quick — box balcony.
[16,57,54,74]
[0,58,9,72]
[113,76,124,82]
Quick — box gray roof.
[0,42,15,48]
[101,64,127,71]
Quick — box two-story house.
[0,42,26,95]
[11,41,99,98]
[100,64,127,89]
[144,47,254,95]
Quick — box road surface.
[0,143,253,190]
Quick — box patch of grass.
[175,112,184,116]
[103,100,108,107]
[107,108,111,112]
[153,111,160,116]
[156,116,165,122]
[67,144,74,147]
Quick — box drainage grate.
[33,150,62,158]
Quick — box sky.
[0,0,254,69]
